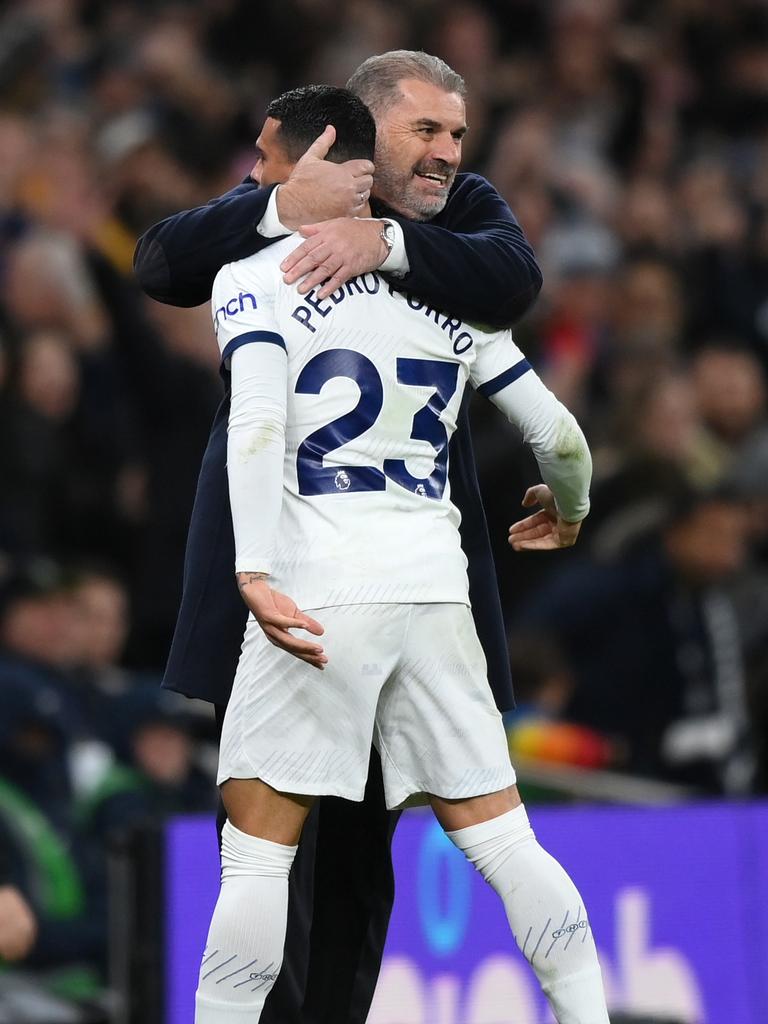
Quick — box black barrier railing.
[610,1016,686,1024]
[107,828,164,1024]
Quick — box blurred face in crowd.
[430,5,496,80]
[664,500,749,585]
[133,723,192,785]
[551,1,614,99]
[73,575,129,670]
[1,597,51,658]
[251,117,298,187]
[18,332,79,421]
[692,349,766,445]
[0,591,82,667]
[612,260,683,348]
[372,79,466,220]
[618,179,677,252]
[633,375,700,463]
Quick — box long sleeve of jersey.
[469,330,591,523]
[212,254,289,574]
[227,340,288,574]
[489,372,591,522]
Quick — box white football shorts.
[218,603,516,809]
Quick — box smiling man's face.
[372,78,467,221]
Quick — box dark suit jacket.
[133,173,542,711]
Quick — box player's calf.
[195,781,314,1022]
[443,800,610,1024]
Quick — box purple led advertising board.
[165,802,768,1023]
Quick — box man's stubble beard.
[372,138,452,222]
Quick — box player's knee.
[221,777,313,845]
[431,784,522,833]
[444,802,536,892]
[220,820,297,882]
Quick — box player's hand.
[275,126,374,231]
[508,484,582,551]
[237,574,327,670]
[280,218,388,298]
[0,886,38,962]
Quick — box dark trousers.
[215,706,401,1024]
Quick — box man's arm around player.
[134,170,540,327]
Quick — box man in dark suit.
[134,51,542,1024]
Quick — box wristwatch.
[380,219,396,261]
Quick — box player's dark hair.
[266,86,375,163]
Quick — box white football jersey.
[212,235,532,610]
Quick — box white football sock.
[195,820,297,1023]
[446,805,609,1024]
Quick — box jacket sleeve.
[385,174,542,328]
[133,181,278,308]
[134,173,542,323]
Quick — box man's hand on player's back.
[281,218,388,298]
[508,484,582,551]
[272,125,374,231]
[236,573,328,670]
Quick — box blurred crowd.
[1,0,768,996]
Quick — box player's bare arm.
[236,573,327,671]
[236,571,270,590]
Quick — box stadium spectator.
[70,567,131,679]
[81,685,216,843]
[1,560,96,694]
[516,486,760,793]
[505,631,615,772]
[583,371,725,557]
[691,344,768,450]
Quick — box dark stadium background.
[0,1,767,1021]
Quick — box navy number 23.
[295,349,459,499]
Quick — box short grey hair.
[346,50,466,117]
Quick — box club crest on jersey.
[334,470,351,492]
[415,483,427,497]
